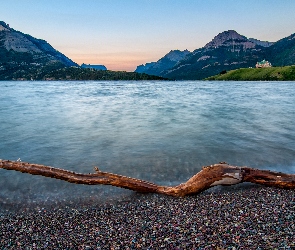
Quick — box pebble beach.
[0,185,294,249]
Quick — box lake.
[0,81,294,210]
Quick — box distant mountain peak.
[204,30,249,48]
[164,49,190,62]
[134,29,295,80]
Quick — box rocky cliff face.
[0,21,79,80]
[204,30,256,50]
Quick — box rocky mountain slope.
[136,30,295,80]
[135,49,190,76]
[164,30,270,80]
[0,21,168,81]
[0,21,79,80]
[0,21,77,66]
[248,38,274,47]
[265,33,295,66]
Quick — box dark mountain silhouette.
[266,33,295,66]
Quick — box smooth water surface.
[0,81,294,209]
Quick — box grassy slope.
[206,65,295,81]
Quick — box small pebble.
[0,186,294,249]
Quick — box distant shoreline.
[206,65,295,81]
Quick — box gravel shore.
[0,185,294,249]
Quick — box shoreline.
[1,185,294,249]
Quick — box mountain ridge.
[135,49,190,76]
[2,21,295,80]
[0,21,166,81]
[135,30,295,80]
[0,21,77,67]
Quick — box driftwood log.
[0,159,294,197]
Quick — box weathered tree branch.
[0,160,294,197]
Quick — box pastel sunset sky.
[1,0,295,71]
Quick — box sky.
[1,0,295,71]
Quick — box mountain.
[0,21,79,80]
[0,21,77,66]
[135,49,190,76]
[164,30,269,80]
[203,30,255,49]
[0,21,166,81]
[248,38,274,47]
[135,30,295,80]
[265,33,295,66]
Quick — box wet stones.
[0,186,294,249]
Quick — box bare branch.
[0,160,294,197]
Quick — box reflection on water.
[0,81,294,209]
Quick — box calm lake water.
[0,81,295,209]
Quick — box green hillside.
[206,65,295,81]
